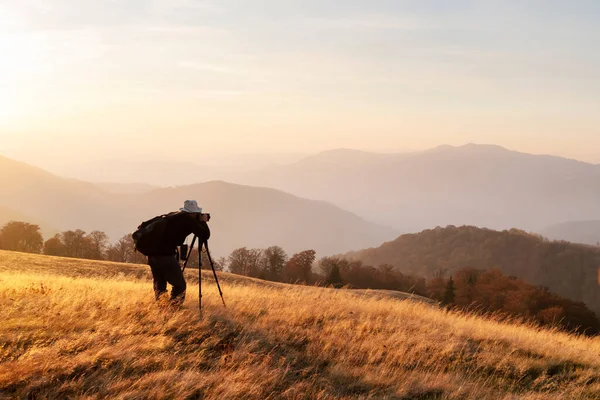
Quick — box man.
[148,199,210,306]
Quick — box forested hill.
[345,226,600,314]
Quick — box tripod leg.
[198,239,202,312]
[181,235,197,273]
[204,241,226,307]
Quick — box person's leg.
[155,254,187,305]
[147,256,168,300]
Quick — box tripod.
[182,237,226,311]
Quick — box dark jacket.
[154,212,210,255]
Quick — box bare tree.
[262,246,287,281]
[87,231,109,260]
[228,247,263,277]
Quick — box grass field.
[1,250,600,399]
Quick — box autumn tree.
[43,234,66,256]
[325,264,344,287]
[426,276,446,302]
[282,250,316,284]
[0,221,43,253]
[453,267,481,307]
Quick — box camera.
[196,212,211,222]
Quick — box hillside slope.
[0,155,116,234]
[0,155,395,256]
[242,144,600,232]
[1,251,600,399]
[345,226,600,315]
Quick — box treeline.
[0,221,146,263]
[346,225,600,318]
[426,268,600,335]
[217,246,600,335]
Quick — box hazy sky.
[1,0,599,167]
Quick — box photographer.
[147,200,210,307]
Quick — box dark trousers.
[148,254,186,305]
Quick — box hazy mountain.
[119,181,397,256]
[0,155,120,234]
[49,159,236,187]
[0,205,36,226]
[0,155,395,256]
[96,182,161,194]
[43,152,309,187]
[0,205,56,238]
[344,225,600,315]
[541,220,600,245]
[242,144,600,232]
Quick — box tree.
[262,246,287,281]
[43,234,65,256]
[87,231,109,260]
[216,257,227,272]
[61,230,88,258]
[282,250,316,284]
[318,256,338,277]
[106,235,145,263]
[442,276,455,306]
[201,252,225,271]
[228,247,263,277]
[426,276,446,302]
[0,221,44,253]
[187,248,225,271]
[325,264,344,287]
[453,267,481,307]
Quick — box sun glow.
[0,34,45,124]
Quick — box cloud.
[194,90,250,100]
[150,0,224,14]
[177,61,245,74]
[304,14,439,31]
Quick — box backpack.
[132,212,179,256]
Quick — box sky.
[0,0,599,168]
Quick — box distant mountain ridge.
[0,205,56,238]
[241,144,600,234]
[96,182,161,194]
[541,220,600,245]
[0,155,396,256]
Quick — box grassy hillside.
[1,251,600,399]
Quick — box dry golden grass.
[1,250,600,399]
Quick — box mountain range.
[3,143,599,254]
[238,144,600,235]
[0,155,395,257]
